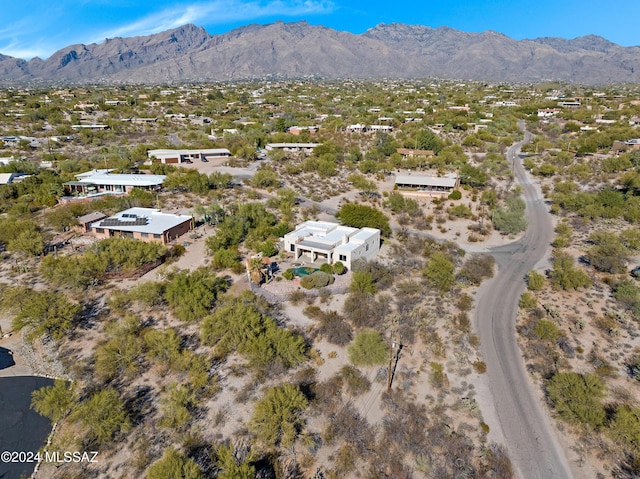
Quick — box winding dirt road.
[474,121,574,479]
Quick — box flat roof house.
[394,173,460,198]
[63,170,166,197]
[283,221,380,271]
[89,208,193,244]
[264,143,321,154]
[147,148,232,164]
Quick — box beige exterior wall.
[91,219,192,244]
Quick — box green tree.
[423,251,455,295]
[527,270,545,291]
[216,445,255,479]
[348,330,388,366]
[586,231,630,274]
[549,250,591,290]
[73,388,131,445]
[1,287,80,341]
[201,294,306,371]
[159,383,195,430]
[146,447,203,479]
[94,315,144,381]
[337,203,391,237]
[492,196,527,235]
[610,406,640,451]
[164,268,228,322]
[547,372,606,428]
[250,384,308,448]
[31,380,76,422]
[349,270,376,295]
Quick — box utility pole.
[387,340,402,392]
[387,341,395,392]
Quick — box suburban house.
[396,148,434,158]
[88,207,193,244]
[71,124,109,130]
[147,148,232,164]
[77,211,108,232]
[63,169,166,196]
[0,173,30,185]
[394,173,460,198]
[287,126,319,135]
[264,143,321,154]
[612,139,640,153]
[537,109,561,117]
[283,221,380,270]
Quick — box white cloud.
[93,0,334,42]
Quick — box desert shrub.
[423,251,455,295]
[128,281,165,306]
[0,287,81,341]
[314,309,353,346]
[549,250,591,290]
[144,328,184,368]
[533,319,562,342]
[349,270,376,294]
[491,196,527,234]
[614,280,640,311]
[586,232,630,274]
[319,263,334,274]
[339,365,371,395]
[527,270,545,291]
[159,383,195,430]
[610,406,640,452]
[337,203,391,237]
[72,388,131,446]
[282,268,295,280]
[333,261,346,274]
[429,362,449,389]
[309,271,332,288]
[211,247,240,270]
[448,190,462,200]
[250,384,308,447]
[627,355,640,381]
[473,361,487,374]
[457,254,494,286]
[348,330,388,366]
[201,293,307,371]
[164,267,229,322]
[146,447,202,479]
[519,292,537,309]
[547,372,606,428]
[343,292,390,329]
[456,293,473,312]
[31,380,76,422]
[300,275,315,290]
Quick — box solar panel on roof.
[100,217,148,227]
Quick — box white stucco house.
[283,221,380,270]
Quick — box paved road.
[0,376,54,479]
[474,121,574,479]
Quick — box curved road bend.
[474,121,574,479]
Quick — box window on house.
[95,228,104,234]
[153,234,161,239]
[290,244,295,252]
[141,233,149,238]
[366,244,369,251]
[339,254,347,262]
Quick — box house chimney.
[342,234,348,245]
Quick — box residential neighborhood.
[1,78,640,479]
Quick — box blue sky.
[2,0,639,60]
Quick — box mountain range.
[1,21,639,85]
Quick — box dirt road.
[474,122,574,479]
